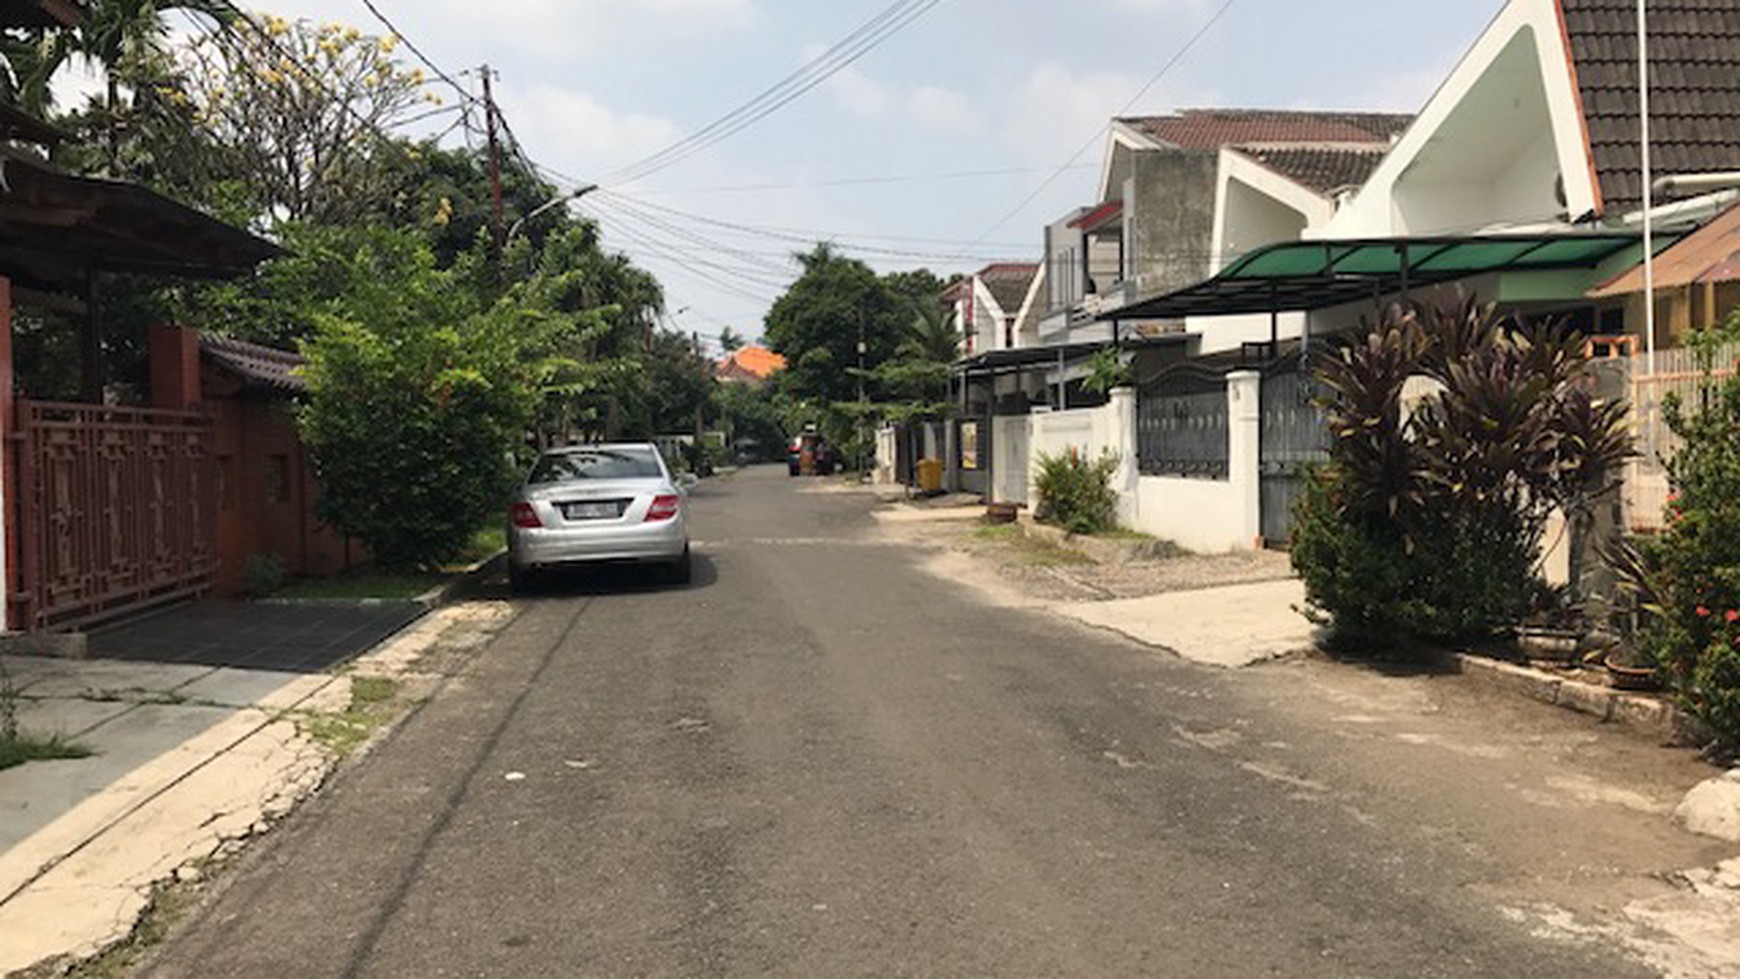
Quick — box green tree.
[763,244,907,406]
[718,327,746,353]
[295,226,538,570]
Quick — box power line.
[595,189,1042,264]
[649,163,1100,196]
[353,0,480,108]
[581,201,791,302]
[601,0,946,186]
[968,0,1241,245]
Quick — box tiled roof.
[979,262,1039,314]
[1590,199,1740,295]
[201,333,306,395]
[717,346,785,382]
[1119,109,1412,150]
[1230,142,1392,195]
[1561,0,1740,215]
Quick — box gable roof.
[717,345,785,382]
[201,334,307,395]
[1119,109,1412,150]
[1228,143,1392,195]
[1590,199,1740,295]
[1561,0,1740,215]
[978,262,1040,313]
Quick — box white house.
[991,0,1740,553]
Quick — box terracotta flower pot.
[1604,654,1659,691]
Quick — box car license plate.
[563,501,618,520]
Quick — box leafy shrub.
[297,229,540,571]
[1620,321,1740,745]
[1292,469,1538,645]
[242,552,287,598]
[1033,449,1119,535]
[1294,297,1630,647]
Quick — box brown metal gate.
[14,401,217,631]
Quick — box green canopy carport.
[1104,232,1668,321]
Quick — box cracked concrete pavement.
[0,600,514,976]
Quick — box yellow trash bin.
[916,458,943,493]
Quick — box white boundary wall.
[984,381,1262,553]
[1132,371,1261,552]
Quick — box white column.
[1227,370,1262,550]
[1108,387,1139,526]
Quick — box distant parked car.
[787,432,837,477]
[506,442,692,591]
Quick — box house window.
[1004,316,1015,350]
[264,454,291,505]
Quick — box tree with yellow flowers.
[175,14,439,224]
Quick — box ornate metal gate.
[15,401,217,631]
[1258,365,1330,546]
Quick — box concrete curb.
[413,550,507,609]
[1453,653,1715,746]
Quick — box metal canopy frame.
[1104,232,1672,321]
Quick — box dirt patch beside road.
[880,515,1295,605]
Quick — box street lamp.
[507,183,598,242]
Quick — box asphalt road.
[137,467,1690,978]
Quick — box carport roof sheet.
[1106,232,1668,319]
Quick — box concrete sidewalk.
[0,602,512,975]
[1057,578,1315,668]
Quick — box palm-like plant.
[5,0,234,169]
[900,298,960,364]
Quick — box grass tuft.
[0,732,94,771]
[301,676,402,757]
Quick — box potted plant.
[1604,643,1660,691]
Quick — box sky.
[136,0,1505,349]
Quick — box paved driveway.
[88,600,424,673]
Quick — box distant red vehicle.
[787,432,837,476]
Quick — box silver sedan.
[506,443,692,591]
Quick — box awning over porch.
[1103,232,1668,320]
[0,148,281,294]
[952,332,1194,378]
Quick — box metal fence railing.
[1624,342,1740,532]
[1138,365,1228,479]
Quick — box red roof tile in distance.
[719,346,786,382]
[1120,108,1412,151]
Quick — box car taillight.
[645,494,681,522]
[510,501,542,528]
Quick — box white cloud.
[1005,63,1146,164]
[824,65,892,117]
[908,85,976,131]
[802,43,974,133]
[498,82,684,175]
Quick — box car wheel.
[507,561,534,594]
[665,546,693,586]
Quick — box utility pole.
[857,310,867,476]
[480,64,504,244]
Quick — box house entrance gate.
[1258,362,1330,547]
[12,401,218,631]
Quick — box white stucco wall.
[1321,0,1596,238]
[1134,476,1249,553]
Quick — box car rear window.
[528,447,663,484]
